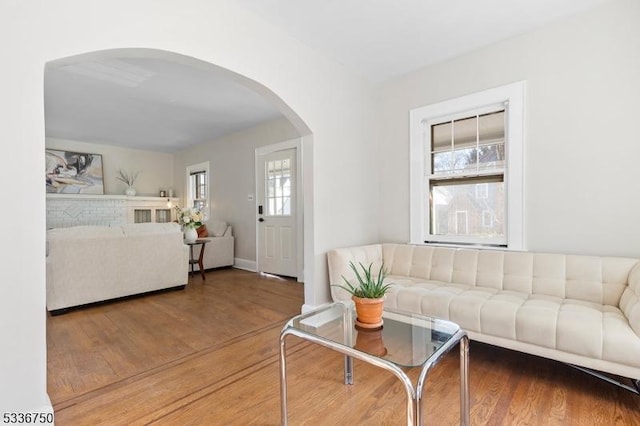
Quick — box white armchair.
[191,220,234,270]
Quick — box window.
[409,82,525,249]
[429,108,505,241]
[186,162,209,219]
[265,158,292,216]
[190,170,207,211]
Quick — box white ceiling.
[238,0,612,82]
[44,0,611,153]
[44,56,284,153]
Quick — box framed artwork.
[45,149,105,194]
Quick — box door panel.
[257,148,297,277]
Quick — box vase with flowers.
[174,206,203,243]
[116,169,141,196]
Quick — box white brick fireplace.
[46,194,179,229]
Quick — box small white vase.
[125,186,136,196]
[184,227,198,243]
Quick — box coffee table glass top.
[288,302,460,367]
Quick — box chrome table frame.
[279,304,470,425]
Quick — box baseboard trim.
[233,258,256,272]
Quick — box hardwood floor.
[47,269,640,425]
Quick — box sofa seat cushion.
[386,280,640,369]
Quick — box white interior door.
[257,148,297,278]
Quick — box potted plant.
[333,261,392,329]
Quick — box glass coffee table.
[279,302,469,425]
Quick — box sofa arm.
[621,261,640,337]
[327,244,383,302]
[193,234,234,270]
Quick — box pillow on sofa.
[197,224,208,238]
[211,220,227,237]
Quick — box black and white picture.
[45,149,104,194]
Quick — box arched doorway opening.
[44,47,312,282]
[43,48,315,400]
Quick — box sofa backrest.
[121,222,182,236]
[328,244,384,301]
[328,243,639,306]
[47,225,124,240]
[382,244,639,306]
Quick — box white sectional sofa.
[46,222,189,313]
[189,220,234,271]
[328,243,640,387]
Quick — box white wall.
[174,117,300,264]
[378,0,640,258]
[0,4,50,414]
[1,0,378,413]
[47,138,175,196]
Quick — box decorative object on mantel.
[174,205,203,243]
[45,149,104,195]
[116,169,141,196]
[332,261,392,329]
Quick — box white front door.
[257,148,297,278]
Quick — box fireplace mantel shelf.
[47,194,179,202]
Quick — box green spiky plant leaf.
[332,261,392,299]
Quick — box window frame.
[185,161,210,221]
[409,82,525,250]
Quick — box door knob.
[258,218,264,222]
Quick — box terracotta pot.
[352,296,384,328]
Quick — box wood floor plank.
[48,269,640,425]
[54,324,296,425]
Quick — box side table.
[186,239,208,280]
[279,303,469,425]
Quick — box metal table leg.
[344,355,354,385]
[280,327,416,425]
[460,335,470,426]
[416,331,469,426]
[279,332,289,426]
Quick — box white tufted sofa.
[328,243,640,383]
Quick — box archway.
[45,47,313,273]
[45,45,313,386]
